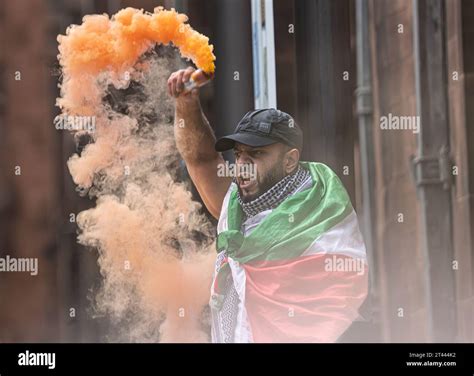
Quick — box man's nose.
[236,153,251,164]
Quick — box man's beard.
[237,157,286,203]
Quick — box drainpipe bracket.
[355,86,373,116]
[410,145,453,190]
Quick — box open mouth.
[237,176,256,190]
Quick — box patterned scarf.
[235,165,311,219]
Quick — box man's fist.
[167,66,199,99]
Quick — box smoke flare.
[56,8,217,342]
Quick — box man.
[168,67,368,343]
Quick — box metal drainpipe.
[355,0,380,340]
[251,0,277,109]
[412,0,457,342]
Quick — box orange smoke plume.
[56,7,216,342]
[57,7,215,115]
[58,6,215,75]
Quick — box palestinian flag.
[211,161,368,343]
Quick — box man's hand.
[167,67,232,219]
[167,66,199,102]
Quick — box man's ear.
[284,148,300,174]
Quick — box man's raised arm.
[167,67,232,219]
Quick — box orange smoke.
[57,7,215,115]
[56,8,216,342]
[58,7,215,75]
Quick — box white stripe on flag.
[217,182,236,234]
[301,210,367,261]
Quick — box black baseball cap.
[215,108,303,152]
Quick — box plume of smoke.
[61,45,216,342]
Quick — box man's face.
[233,142,289,202]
